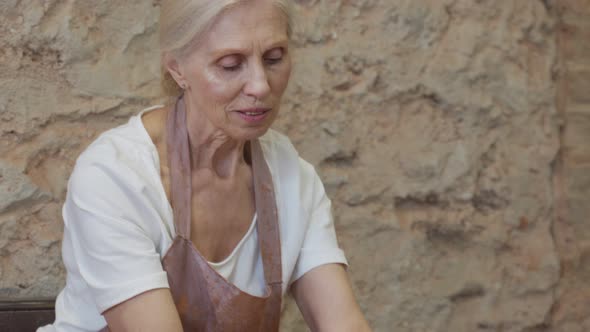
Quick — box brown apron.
[101,97,282,331]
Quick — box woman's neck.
[184,104,246,178]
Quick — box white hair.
[159,0,294,95]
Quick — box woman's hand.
[102,288,183,332]
[291,264,372,332]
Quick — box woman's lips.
[235,108,271,123]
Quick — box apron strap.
[251,140,282,286]
[167,96,283,329]
[166,96,192,239]
[251,139,283,331]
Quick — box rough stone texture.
[550,1,590,332]
[0,1,587,331]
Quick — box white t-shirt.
[38,107,347,332]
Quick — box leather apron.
[101,97,282,331]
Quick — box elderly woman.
[38,0,370,331]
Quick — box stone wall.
[0,1,587,331]
[550,0,590,331]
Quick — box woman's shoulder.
[70,107,163,197]
[77,107,161,167]
[258,129,319,193]
[62,107,171,251]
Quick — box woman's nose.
[243,62,271,100]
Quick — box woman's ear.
[163,53,186,88]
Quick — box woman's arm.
[102,288,183,332]
[291,264,372,332]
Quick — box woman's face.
[169,0,292,141]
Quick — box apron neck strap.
[166,96,283,288]
[167,96,192,239]
[251,140,283,286]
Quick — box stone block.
[559,0,590,23]
[0,162,48,214]
[566,166,590,235]
[569,69,590,104]
[564,113,590,164]
[566,165,590,197]
[563,25,590,63]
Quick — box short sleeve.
[63,159,169,313]
[290,159,348,282]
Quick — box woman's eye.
[264,56,282,65]
[222,63,241,71]
[218,56,242,71]
[264,48,284,65]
